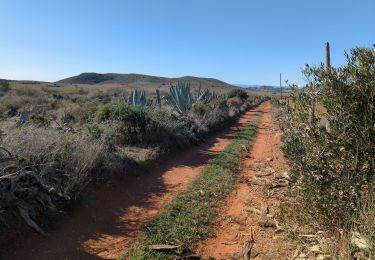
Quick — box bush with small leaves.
[281,46,375,228]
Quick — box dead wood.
[147,244,182,251]
[242,228,255,260]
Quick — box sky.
[0,0,373,86]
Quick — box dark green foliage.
[281,46,375,228]
[58,72,114,84]
[94,102,184,147]
[6,103,21,117]
[57,73,234,89]
[61,110,76,124]
[0,80,10,93]
[227,88,249,100]
[30,113,50,127]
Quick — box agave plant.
[164,81,193,114]
[195,86,212,104]
[128,89,146,106]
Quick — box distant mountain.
[58,73,235,88]
[233,84,261,88]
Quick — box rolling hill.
[57,73,234,88]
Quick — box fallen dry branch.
[147,244,182,251]
[242,228,255,260]
[0,156,70,235]
[0,146,13,160]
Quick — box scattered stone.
[309,244,321,253]
[274,220,284,233]
[351,231,369,250]
[282,171,290,179]
[246,206,262,215]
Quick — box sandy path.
[197,102,294,259]
[4,104,265,260]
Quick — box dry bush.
[3,127,108,183]
[0,126,109,235]
[227,96,242,116]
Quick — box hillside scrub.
[279,46,375,256]
[0,82,265,245]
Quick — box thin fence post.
[325,42,331,68]
[156,89,161,109]
[280,72,282,100]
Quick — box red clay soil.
[3,103,266,260]
[196,102,295,259]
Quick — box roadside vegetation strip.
[123,110,262,260]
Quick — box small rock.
[351,231,369,250]
[309,245,321,253]
[282,171,290,179]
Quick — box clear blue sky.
[0,0,373,85]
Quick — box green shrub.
[0,80,10,93]
[95,102,165,145]
[281,46,375,228]
[95,103,112,122]
[6,103,21,117]
[61,110,76,124]
[30,113,50,127]
[227,88,249,100]
[191,103,209,117]
[14,86,42,96]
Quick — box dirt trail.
[197,102,294,259]
[4,104,266,260]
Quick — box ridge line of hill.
[57,72,234,87]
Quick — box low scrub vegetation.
[0,81,265,246]
[279,46,375,257]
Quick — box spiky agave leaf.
[128,89,147,106]
[195,86,212,104]
[164,81,193,114]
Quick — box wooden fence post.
[280,73,282,100]
[156,89,161,109]
[325,42,331,68]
